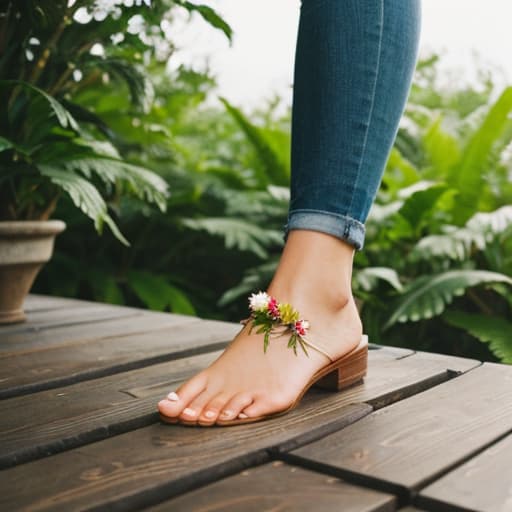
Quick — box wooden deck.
[0,295,511,511]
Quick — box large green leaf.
[38,165,129,245]
[219,97,289,186]
[0,136,14,152]
[354,267,403,293]
[443,310,512,363]
[466,205,512,236]
[450,86,512,223]
[410,205,512,262]
[175,1,233,42]
[423,116,461,176]
[127,270,196,315]
[0,79,78,131]
[182,217,283,259]
[397,182,450,232]
[58,157,169,212]
[383,270,512,330]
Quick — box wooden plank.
[0,304,140,340]
[287,363,512,496]
[417,433,512,512]
[0,346,480,468]
[0,399,371,511]
[23,294,88,313]
[0,351,220,468]
[147,461,397,512]
[0,309,195,352]
[0,318,239,399]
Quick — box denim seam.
[287,208,365,230]
[346,0,384,219]
[284,208,366,248]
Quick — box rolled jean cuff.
[283,209,366,250]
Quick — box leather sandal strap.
[299,335,335,362]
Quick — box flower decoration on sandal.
[244,291,310,356]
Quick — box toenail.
[183,408,197,417]
[204,410,216,419]
[167,392,179,401]
[238,413,248,419]
[221,410,233,417]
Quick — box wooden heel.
[314,337,368,391]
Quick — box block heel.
[314,334,368,391]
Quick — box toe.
[217,392,254,423]
[239,394,291,419]
[179,389,213,423]
[158,372,207,418]
[198,393,231,425]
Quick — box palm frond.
[443,310,512,363]
[38,164,129,245]
[93,58,154,112]
[182,217,283,259]
[410,205,512,262]
[383,270,512,330]
[58,157,169,211]
[354,267,403,293]
[1,79,78,131]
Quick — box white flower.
[110,32,125,45]
[127,14,145,35]
[90,43,105,57]
[248,291,270,312]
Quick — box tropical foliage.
[23,5,512,364]
[0,0,230,242]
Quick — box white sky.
[170,0,512,110]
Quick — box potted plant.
[0,0,179,323]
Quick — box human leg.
[285,0,421,250]
[158,0,421,426]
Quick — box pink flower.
[267,297,280,319]
[294,320,309,336]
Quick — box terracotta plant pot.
[0,220,66,324]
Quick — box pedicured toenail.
[167,392,179,401]
[238,413,248,419]
[204,410,216,419]
[183,408,197,417]
[221,410,233,417]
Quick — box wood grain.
[0,304,139,338]
[0,400,371,511]
[148,461,397,512]
[0,309,195,353]
[23,294,87,313]
[0,318,239,399]
[0,347,478,468]
[417,433,512,512]
[288,363,512,494]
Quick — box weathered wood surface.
[0,295,510,512]
[0,346,477,469]
[288,363,512,497]
[418,433,512,512]
[147,461,398,512]
[0,316,238,399]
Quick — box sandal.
[159,291,368,427]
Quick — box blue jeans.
[284,0,422,250]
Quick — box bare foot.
[157,230,363,425]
